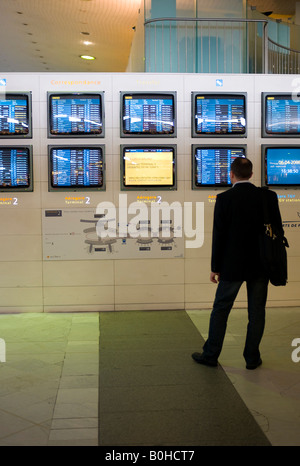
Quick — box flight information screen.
[264,95,300,135]
[0,146,31,189]
[121,93,176,136]
[49,146,104,190]
[264,146,300,186]
[122,146,176,189]
[193,93,246,136]
[0,93,31,137]
[48,93,103,137]
[193,146,246,187]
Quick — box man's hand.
[210,272,220,284]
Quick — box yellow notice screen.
[124,149,174,186]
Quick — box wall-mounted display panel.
[42,208,184,260]
[47,92,104,138]
[191,92,247,137]
[0,145,33,192]
[0,92,32,138]
[121,145,177,191]
[192,144,247,188]
[48,145,105,191]
[120,92,176,137]
[262,145,300,187]
[262,93,300,137]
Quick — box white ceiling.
[0,0,297,73]
[247,0,298,15]
[0,0,142,72]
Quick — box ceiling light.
[83,41,93,46]
[80,55,95,60]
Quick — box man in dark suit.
[192,157,284,369]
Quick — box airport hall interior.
[0,0,299,448]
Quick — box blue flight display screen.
[0,147,30,188]
[194,147,246,186]
[0,95,30,136]
[194,95,246,135]
[50,147,104,188]
[265,147,300,186]
[49,94,103,136]
[265,96,300,135]
[122,94,175,135]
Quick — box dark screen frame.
[0,92,32,139]
[120,91,177,138]
[191,92,247,138]
[48,144,106,192]
[0,145,33,192]
[47,91,105,138]
[191,144,247,189]
[120,144,177,191]
[261,92,300,138]
[261,144,300,188]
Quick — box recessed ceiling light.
[80,55,95,60]
[83,41,93,46]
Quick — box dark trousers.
[203,277,269,365]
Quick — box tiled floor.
[0,313,99,446]
[0,308,299,446]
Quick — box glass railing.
[268,38,300,74]
[144,17,300,74]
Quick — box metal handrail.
[268,37,300,74]
[144,17,268,25]
[268,37,300,55]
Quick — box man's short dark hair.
[231,157,253,180]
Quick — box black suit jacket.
[211,182,284,281]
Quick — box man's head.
[230,157,253,183]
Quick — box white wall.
[0,72,299,313]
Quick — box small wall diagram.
[42,208,184,260]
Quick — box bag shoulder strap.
[260,187,270,224]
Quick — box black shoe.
[246,358,262,370]
[191,352,218,367]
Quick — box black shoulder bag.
[260,188,289,286]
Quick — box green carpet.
[98,310,271,446]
